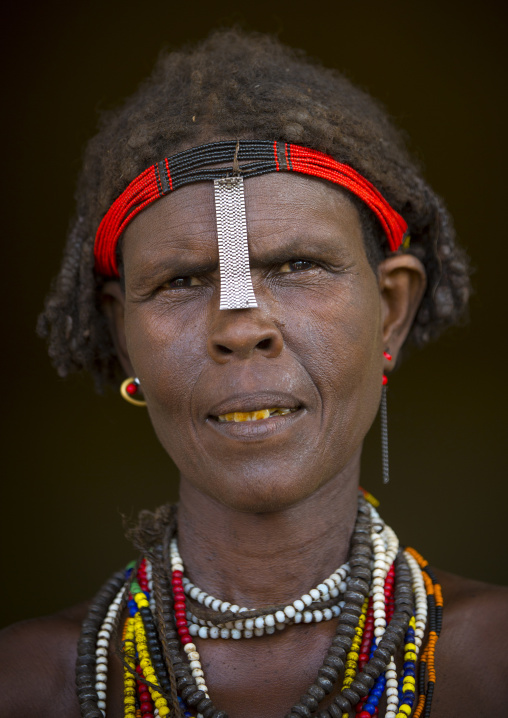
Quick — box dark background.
[2,0,507,629]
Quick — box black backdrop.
[2,0,507,628]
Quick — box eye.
[161,276,203,289]
[279,259,316,273]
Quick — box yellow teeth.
[218,408,294,422]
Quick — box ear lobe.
[101,280,135,377]
[378,254,427,363]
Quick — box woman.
[1,29,507,718]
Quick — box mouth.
[216,407,298,422]
[207,404,304,441]
[206,392,305,438]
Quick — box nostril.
[257,338,272,351]
[217,344,234,355]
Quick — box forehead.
[121,173,365,267]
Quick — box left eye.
[279,260,316,273]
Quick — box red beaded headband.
[94,140,409,277]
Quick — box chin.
[207,473,324,514]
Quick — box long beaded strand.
[76,570,126,718]
[405,548,443,718]
[122,616,137,718]
[95,583,127,715]
[151,538,221,718]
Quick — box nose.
[207,310,284,364]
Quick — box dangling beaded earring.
[120,377,147,407]
[381,351,392,484]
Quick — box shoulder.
[432,569,508,716]
[0,603,88,717]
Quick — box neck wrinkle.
[176,453,361,608]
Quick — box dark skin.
[1,174,507,716]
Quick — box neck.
[176,452,361,608]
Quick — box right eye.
[161,276,203,289]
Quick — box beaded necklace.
[174,536,349,639]
[76,493,442,718]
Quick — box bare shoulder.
[0,603,88,718]
[432,568,508,716]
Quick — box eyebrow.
[130,231,351,287]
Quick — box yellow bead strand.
[133,610,171,717]
[123,617,137,718]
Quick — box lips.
[208,392,302,420]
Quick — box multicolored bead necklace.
[76,493,442,718]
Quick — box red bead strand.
[136,665,155,718]
[171,570,192,645]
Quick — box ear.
[101,281,135,377]
[378,254,427,368]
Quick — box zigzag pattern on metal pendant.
[214,176,258,310]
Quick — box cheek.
[124,301,207,412]
[287,274,382,382]
[283,274,383,434]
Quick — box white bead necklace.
[169,537,349,639]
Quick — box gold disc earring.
[120,378,147,407]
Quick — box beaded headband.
[94,140,409,309]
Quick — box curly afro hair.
[38,28,470,389]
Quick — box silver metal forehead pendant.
[213,175,258,310]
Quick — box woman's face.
[115,173,411,512]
